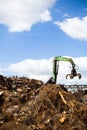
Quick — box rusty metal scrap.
[0,75,86,130]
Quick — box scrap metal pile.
[0,75,87,130]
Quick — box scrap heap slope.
[0,75,87,130]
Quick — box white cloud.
[0,67,2,75]
[6,58,53,82]
[63,13,70,17]
[54,16,87,41]
[8,59,52,74]
[1,57,87,85]
[0,0,56,32]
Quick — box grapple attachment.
[66,65,81,79]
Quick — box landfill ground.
[0,75,87,130]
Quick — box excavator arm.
[54,56,75,65]
[46,56,81,84]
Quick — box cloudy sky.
[0,0,87,84]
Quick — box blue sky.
[0,0,87,84]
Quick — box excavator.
[46,56,81,84]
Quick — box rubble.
[0,75,86,130]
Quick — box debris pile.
[0,75,87,130]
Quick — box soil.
[0,75,87,130]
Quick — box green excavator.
[46,56,81,84]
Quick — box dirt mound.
[0,75,87,130]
